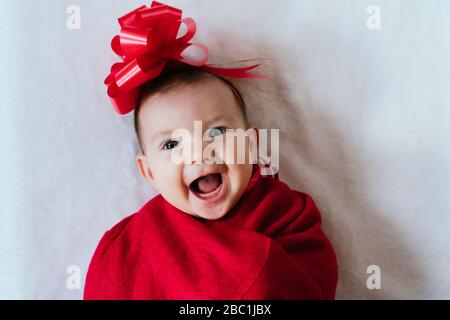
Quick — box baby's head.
[135,65,257,220]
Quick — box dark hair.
[134,62,248,154]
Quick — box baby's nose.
[188,135,206,164]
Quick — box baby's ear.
[136,154,157,188]
[246,124,259,162]
[247,124,259,145]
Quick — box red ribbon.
[104,1,269,115]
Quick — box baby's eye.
[208,126,228,139]
[162,139,179,150]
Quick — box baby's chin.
[188,203,231,220]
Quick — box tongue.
[196,174,220,194]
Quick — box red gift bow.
[104,1,269,115]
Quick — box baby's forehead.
[145,76,232,104]
[141,77,240,119]
[139,78,244,140]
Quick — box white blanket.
[1,0,449,299]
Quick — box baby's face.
[136,77,256,220]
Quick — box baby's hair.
[134,62,249,155]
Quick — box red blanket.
[84,165,338,299]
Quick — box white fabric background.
[1,0,449,299]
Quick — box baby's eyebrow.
[151,129,174,141]
[206,114,233,126]
[150,115,233,141]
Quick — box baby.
[84,1,338,300]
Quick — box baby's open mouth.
[189,173,223,199]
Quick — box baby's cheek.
[159,170,189,201]
[224,135,257,165]
[215,136,237,165]
[168,146,189,166]
[153,158,181,183]
[229,163,253,196]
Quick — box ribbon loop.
[118,26,152,59]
